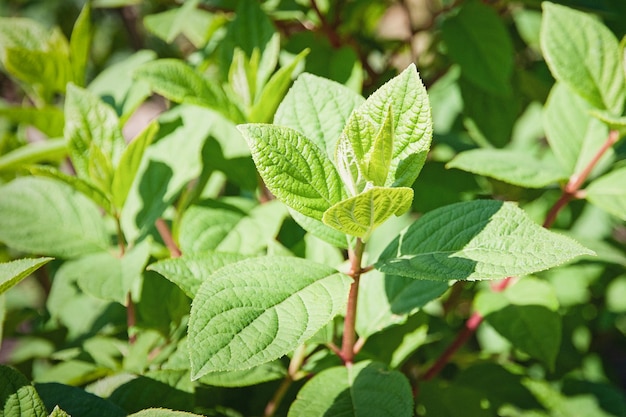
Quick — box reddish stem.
[340,239,365,365]
[155,218,182,258]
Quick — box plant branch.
[310,0,341,48]
[420,129,620,381]
[422,312,483,381]
[340,238,365,365]
[155,218,182,258]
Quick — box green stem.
[340,238,365,365]
[264,344,308,417]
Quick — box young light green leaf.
[0,106,64,137]
[376,200,594,281]
[65,83,125,181]
[29,165,114,215]
[249,48,309,123]
[322,187,413,240]
[0,177,109,258]
[541,2,625,113]
[148,252,248,298]
[228,48,259,109]
[585,167,626,220]
[335,106,394,194]
[238,124,344,220]
[188,257,351,377]
[356,63,432,188]
[75,240,151,304]
[0,365,48,417]
[0,257,53,295]
[274,73,365,158]
[111,121,158,209]
[287,361,413,417]
[441,1,514,96]
[0,139,65,172]
[446,149,568,188]
[544,83,611,175]
[69,2,93,86]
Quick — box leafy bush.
[1,1,626,416]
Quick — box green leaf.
[35,383,126,417]
[128,409,205,417]
[446,149,568,188]
[544,83,611,176]
[238,124,344,220]
[356,270,448,338]
[0,139,65,172]
[69,2,93,86]
[228,48,259,109]
[48,406,70,417]
[441,1,514,96]
[486,304,561,370]
[188,257,351,377]
[108,374,194,413]
[0,257,53,295]
[65,83,125,182]
[585,167,626,220]
[0,17,49,56]
[322,187,413,240]
[217,0,277,84]
[120,106,213,242]
[134,59,243,123]
[88,50,156,121]
[376,200,594,281]
[0,365,47,417]
[459,79,522,148]
[249,48,309,123]
[199,361,286,388]
[541,2,625,113]
[289,209,350,249]
[178,199,287,255]
[111,121,158,209]
[274,73,365,159]
[29,165,114,215]
[75,240,151,304]
[0,177,109,258]
[4,48,71,94]
[143,0,222,47]
[355,63,432,188]
[0,106,64,138]
[287,361,413,417]
[148,252,247,298]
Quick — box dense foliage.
[1,0,626,416]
